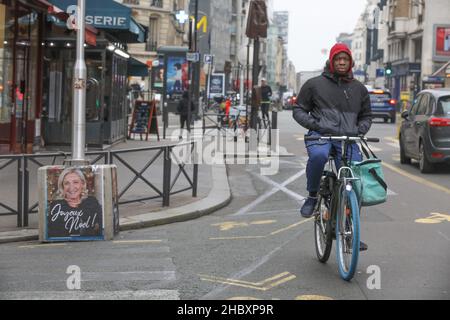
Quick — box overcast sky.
[273,0,368,72]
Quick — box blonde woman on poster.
[48,168,103,238]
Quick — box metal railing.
[0,141,197,227]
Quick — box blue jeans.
[305,131,362,193]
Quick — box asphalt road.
[0,111,449,300]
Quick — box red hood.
[329,43,353,74]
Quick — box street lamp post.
[66,0,88,166]
[187,0,199,134]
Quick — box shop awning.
[29,0,98,45]
[128,57,150,77]
[49,0,146,43]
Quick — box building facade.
[0,0,147,154]
[122,0,189,90]
[381,0,450,100]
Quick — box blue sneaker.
[300,197,318,218]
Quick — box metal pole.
[245,40,250,131]
[67,0,88,165]
[187,18,193,133]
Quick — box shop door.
[14,43,30,153]
[12,10,39,154]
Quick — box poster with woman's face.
[44,166,105,240]
[166,56,188,97]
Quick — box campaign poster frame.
[433,24,450,61]
[42,166,105,241]
[166,55,189,100]
[208,73,225,99]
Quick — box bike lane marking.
[415,213,450,224]
[209,218,314,241]
[19,243,67,249]
[232,169,306,216]
[383,162,450,196]
[199,272,296,291]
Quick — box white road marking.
[0,290,180,300]
[438,231,450,242]
[232,170,306,216]
[251,172,305,202]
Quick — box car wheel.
[419,141,434,173]
[399,135,411,164]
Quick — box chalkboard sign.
[128,100,160,141]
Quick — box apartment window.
[414,38,422,62]
[151,0,163,8]
[146,16,159,52]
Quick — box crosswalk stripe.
[0,290,180,300]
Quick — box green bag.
[351,141,387,207]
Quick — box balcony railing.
[151,0,163,8]
[146,40,158,52]
[123,0,139,5]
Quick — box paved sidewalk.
[0,121,231,244]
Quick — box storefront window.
[0,3,14,135]
[86,51,104,122]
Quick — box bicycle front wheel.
[314,194,333,263]
[335,185,360,281]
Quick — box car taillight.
[431,152,444,159]
[389,99,397,105]
[429,118,450,127]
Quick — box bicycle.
[304,135,380,281]
[228,105,248,141]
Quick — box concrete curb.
[0,164,231,244]
[119,164,231,231]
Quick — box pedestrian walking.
[177,90,195,132]
[260,78,272,121]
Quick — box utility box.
[38,165,119,242]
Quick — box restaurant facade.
[0,0,147,154]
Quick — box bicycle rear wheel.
[335,185,360,281]
[314,195,333,263]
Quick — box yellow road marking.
[211,220,276,231]
[19,243,67,249]
[296,295,334,300]
[383,162,450,196]
[210,218,314,240]
[270,218,314,236]
[385,136,399,143]
[199,272,296,291]
[209,236,267,240]
[250,220,277,225]
[112,240,163,244]
[415,213,450,224]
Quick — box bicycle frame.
[309,135,379,280]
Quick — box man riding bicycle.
[292,43,372,247]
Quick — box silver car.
[399,88,450,173]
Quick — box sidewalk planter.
[38,165,119,242]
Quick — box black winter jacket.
[293,65,372,136]
[177,97,195,116]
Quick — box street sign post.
[187,52,200,62]
[204,54,213,65]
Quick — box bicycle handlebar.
[304,135,380,143]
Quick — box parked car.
[368,89,397,123]
[399,88,450,173]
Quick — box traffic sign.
[186,52,200,62]
[204,54,213,64]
